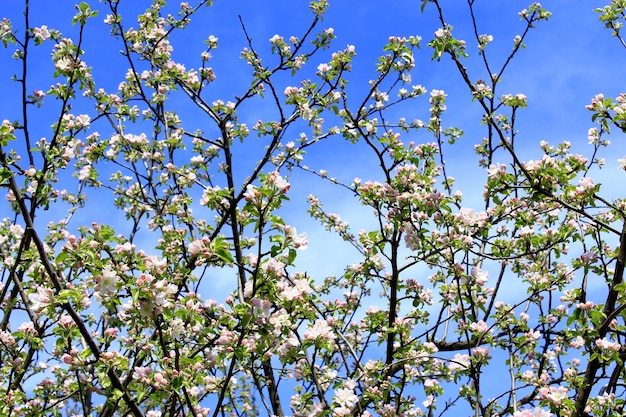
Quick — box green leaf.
[234,302,249,317]
[58,288,81,304]
[80,347,93,359]
[0,167,11,182]
[287,248,297,265]
[215,247,234,264]
[567,308,581,326]
[55,251,68,264]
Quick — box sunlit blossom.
[28,286,54,313]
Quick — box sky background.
[2,0,626,412]
[1,0,625,309]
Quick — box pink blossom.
[251,297,272,321]
[585,93,604,111]
[278,277,312,301]
[244,184,261,203]
[289,226,308,249]
[333,385,358,408]
[518,226,534,237]
[153,372,168,388]
[487,163,506,177]
[596,337,621,352]
[188,239,205,256]
[55,57,72,72]
[317,63,331,73]
[448,353,470,372]
[576,177,594,193]
[28,286,54,313]
[472,346,491,359]
[471,267,489,285]
[512,408,552,417]
[104,328,118,338]
[424,379,438,389]
[0,330,15,346]
[430,89,447,100]
[333,406,351,416]
[538,386,568,406]
[217,329,234,346]
[78,165,91,181]
[33,25,50,42]
[284,86,298,96]
[580,251,598,264]
[469,320,489,333]
[269,34,283,44]
[304,319,335,342]
[133,366,152,383]
[422,394,436,407]
[261,257,285,278]
[570,336,585,349]
[455,207,489,227]
[96,266,120,297]
[588,127,600,144]
[269,171,290,192]
[577,301,596,311]
[57,315,74,328]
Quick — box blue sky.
[5,1,625,193]
[3,0,626,348]
[2,0,626,413]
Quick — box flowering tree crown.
[1,1,626,416]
